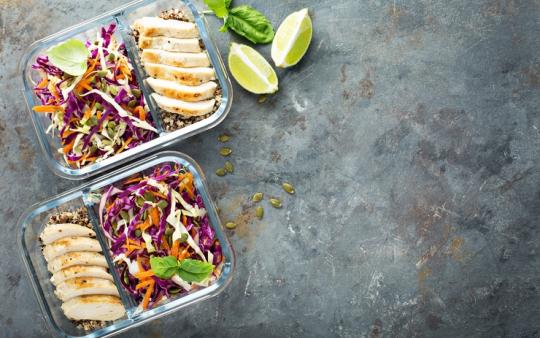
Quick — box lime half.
[228,43,278,94]
[271,8,313,68]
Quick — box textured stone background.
[1,0,540,337]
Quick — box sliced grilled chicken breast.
[40,223,95,245]
[62,295,125,321]
[43,237,102,262]
[152,93,215,117]
[55,277,119,302]
[144,63,215,85]
[51,265,113,286]
[142,49,210,68]
[139,36,201,53]
[146,78,217,102]
[133,17,199,39]
[47,252,108,273]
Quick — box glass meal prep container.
[20,0,233,180]
[17,151,235,338]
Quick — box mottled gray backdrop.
[1,0,540,337]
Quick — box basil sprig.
[204,0,274,44]
[150,256,214,282]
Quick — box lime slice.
[228,43,278,94]
[271,8,312,68]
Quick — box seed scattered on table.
[258,94,268,103]
[252,192,263,202]
[218,134,231,142]
[219,147,232,156]
[225,222,237,229]
[224,161,234,173]
[215,168,226,176]
[256,206,264,219]
[269,198,282,209]
[282,182,295,194]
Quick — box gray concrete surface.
[1,0,540,337]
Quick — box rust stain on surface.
[449,236,464,261]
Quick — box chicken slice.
[138,36,201,53]
[151,93,215,117]
[42,237,102,262]
[133,17,198,38]
[39,223,95,245]
[55,277,119,302]
[144,63,215,85]
[62,295,125,321]
[51,265,113,286]
[146,78,217,102]
[47,252,108,273]
[142,49,210,68]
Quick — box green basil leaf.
[150,255,178,279]
[224,5,274,44]
[204,0,229,18]
[46,38,89,76]
[177,270,211,283]
[178,258,214,274]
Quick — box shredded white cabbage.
[141,231,155,253]
[171,274,192,291]
[80,89,157,132]
[113,254,139,275]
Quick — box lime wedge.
[228,43,278,94]
[271,8,312,68]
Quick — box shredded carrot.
[133,106,146,120]
[49,84,60,101]
[181,214,187,226]
[123,176,142,185]
[97,110,102,120]
[37,78,48,88]
[161,236,170,250]
[63,138,76,155]
[150,207,160,226]
[116,137,133,154]
[149,190,167,200]
[33,105,63,113]
[171,239,180,257]
[134,270,154,280]
[82,108,92,121]
[142,281,154,310]
[140,217,153,232]
[136,279,153,290]
[178,247,190,260]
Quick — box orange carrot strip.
[123,176,142,185]
[140,217,153,232]
[33,105,63,113]
[37,78,48,88]
[62,138,76,155]
[178,247,190,260]
[142,281,154,310]
[161,236,170,250]
[150,208,160,226]
[134,106,146,120]
[116,137,133,154]
[181,214,187,226]
[149,190,167,200]
[135,279,153,290]
[136,255,144,272]
[134,270,154,280]
[171,239,180,257]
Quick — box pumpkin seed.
[256,206,264,219]
[156,200,168,209]
[224,161,234,173]
[132,88,141,98]
[108,53,115,62]
[169,287,181,294]
[252,192,263,203]
[123,272,129,284]
[225,222,237,229]
[219,147,232,156]
[179,233,188,243]
[96,70,108,77]
[218,134,231,142]
[215,168,226,176]
[282,182,295,194]
[135,229,142,237]
[269,198,282,209]
[128,99,138,108]
[165,227,174,236]
[109,86,118,96]
[258,94,268,103]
